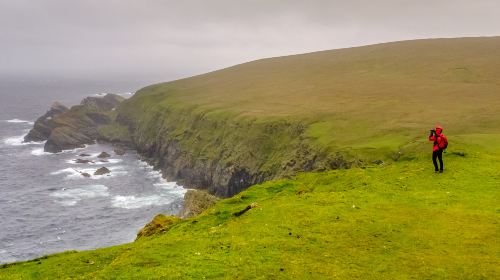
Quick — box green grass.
[2,37,499,278]
[1,135,498,279]
[115,37,500,188]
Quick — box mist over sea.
[0,77,186,264]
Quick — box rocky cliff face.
[24,102,69,142]
[24,94,125,153]
[116,100,353,197]
[26,92,352,197]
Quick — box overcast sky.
[1,0,499,83]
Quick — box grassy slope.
[1,135,499,279]
[119,37,500,168]
[2,37,500,278]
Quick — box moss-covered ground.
[1,134,498,279]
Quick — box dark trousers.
[432,149,443,171]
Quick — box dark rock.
[85,112,111,125]
[97,152,111,158]
[114,148,126,156]
[75,159,93,164]
[24,102,69,142]
[180,190,219,218]
[27,94,126,153]
[44,127,93,153]
[81,172,91,178]
[80,94,124,111]
[94,167,111,176]
[372,159,385,165]
[136,214,181,241]
[79,153,91,157]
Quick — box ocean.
[0,77,186,264]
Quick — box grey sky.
[1,0,499,83]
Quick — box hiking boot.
[439,170,443,173]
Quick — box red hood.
[436,126,443,135]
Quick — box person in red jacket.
[429,126,444,173]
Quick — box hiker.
[428,126,447,173]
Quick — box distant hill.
[114,37,500,196]
[132,36,500,145]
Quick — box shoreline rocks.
[75,159,94,164]
[24,94,125,153]
[114,148,126,156]
[24,102,69,142]
[94,167,111,176]
[180,190,219,218]
[97,152,111,158]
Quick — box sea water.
[0,77,186,263]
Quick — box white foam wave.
[111,195,174,209]
[139,159,186,194]
[60,145,90,154]
[31,147,50,156]
[51,185,109,206]
[3,135,26,146]
[153,181,178,188]
[66,158,123,165]
[50,168,83,178]
[50,166,128,179]
[147,169,163,180]
[4,119,34,125]
[2,132,44,146]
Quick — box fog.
[1,0,499,84]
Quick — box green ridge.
[2,37,500,278]
[1,135,499,278]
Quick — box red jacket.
[429,126,443,152]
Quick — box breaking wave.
[111,195,174,209]
[51,185,109,206]
[4,119,34,125]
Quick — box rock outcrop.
[180,190,219,218]
[94,167,111,176]
[97,152,111,158]
[116,103,353,197]
[27,92,351,197]
[24,102,69,142]
[24,94,125,153]
[75,159,93,164]
[80,94,123,111]
[114,148,126,156]
[135,214,181,240]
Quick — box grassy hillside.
[126,36,500,147]
[2,37,499,278]
[116,37,500,196]
[1,134,499,278]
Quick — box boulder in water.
[114,148,126,156]
[75,159,93,164]
[97,152,111,158]
[81,172,91,178]
[94,167,111,176]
